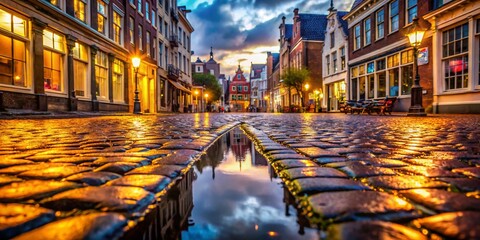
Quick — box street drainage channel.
[173,127,320,239]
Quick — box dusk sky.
[178,0,354,78]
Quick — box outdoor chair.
[370,97,397,115]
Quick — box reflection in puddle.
[181,128,319,240]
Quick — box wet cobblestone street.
[0,113,479,239]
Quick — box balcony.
[169,35,179,48]
[167,64,180,80]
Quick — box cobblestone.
[0,113,479,239]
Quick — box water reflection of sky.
[182,130,320,240]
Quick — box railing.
[169,35,179,47]
[167,64,180,80]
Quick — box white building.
[322,5,349,112]
[249,63,267,111]
[424,0,480,113]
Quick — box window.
[97,0,107,35]
[376,9,385,39]
[237,74,241,80]
[354,24,361,50]
[49,0,60,7]
[159,17,163,34]
[72,42,88,97]
[364,18,371,45]
[152,37,156,59]
[232,86,236,91]
[152,9,156,27]
[164,22,168,37]
[112,59,124,102]
[43,30,65,92]
[245,86,248,91]
[129,0,134,6]
[159,41,163,67]
[390,0,399,33]
[165,46,168,65]
[95,50,108,99]
[146,2,150,21]
[146,31,150,56]
[187,36,190,51]
[113,11,122,45]
[0,9,27,87]
[443,23,469,90]
[138,25,143,51]
[332,52,338,73]
[326,55,330,75]
[74,0,86,22]
[340,47,345,70]
[129,17,134,45]
[238,86,242,91]
[350,50,412,100]
[330,32,334,48]
[407,0,417,24]
[138,0,142,13]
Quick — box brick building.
[266,52,279,112]
[343,0,434,112]
[0,0,193,113]
[229,65,250,112]
[276,9,327,111]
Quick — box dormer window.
[237,74,241,80]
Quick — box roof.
[337,11,349,36]
[350,0,365,11]
[298,14,328,41]
[251,64,265,79]
[272,53,280,66]
[285,24,293,39]
[207,58,217,64]
[195,57,203,63]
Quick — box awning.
[168,79,191,94]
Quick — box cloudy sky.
[178,0,354,77]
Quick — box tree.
[281,68,310,108]
[193,73,222,103]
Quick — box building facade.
[266,52,279,112]
[229,66,250,112]
[276,9,328,111]
[344,0,434,112]
[249,63,267,111]
[0,0,133,112]
[0,0,193,113]
[424,0,480,113]
[322,6,349,112]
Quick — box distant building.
[266,52,280,112]
[229,66,250,112]
[277,8,328,111]
[191,47,220,78]
[249,63,267,111]
[322,3,349,112]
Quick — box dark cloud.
[253,0,294,8]
[243,16,282,47]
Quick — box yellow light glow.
[304,83,310,91]
[407,30,425,47]
[254,224,258,230]
[132,57,141,68]
[15,76,20,80]
[268,231,279,237]
[194,90,199,95]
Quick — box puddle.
[180,127,320,240]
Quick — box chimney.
[282,16,286,24]
[293,8,299,16]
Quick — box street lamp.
[132,57,141,114]
[405,16,427,116]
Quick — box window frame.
[354,24,361,50]
[376,9,385,40]
[389,0,399,33]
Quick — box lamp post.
[132,57,141,114]
[405,16,427,116]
